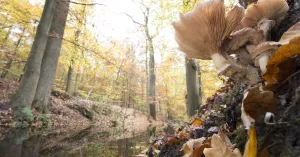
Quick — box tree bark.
[198,62,202,104]
[10,0,55,116]
[148,37,156,120]
[66,64,74,95]
[33,0,70,113]
[1,29,25,78]
[185,58,200,117]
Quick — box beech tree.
[183,0,201,117]
[10,0,56,116]
[33,0,70,113]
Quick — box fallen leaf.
[257,147,271,157]
[190,143,211,157]
[192,118,203,127]
[182,137,206,157]
[203,134,242,157]
[243,85,277,121]
[243,125,257,157]
[167,137,178,145]
[263,36,300,89]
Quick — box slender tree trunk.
[198,62,202,104]
[185,58,200,117]
[33,0,70,113]
[74,72,79,95]
[66,64,73,95]
[148,38,156,120]
[10,0,55,116]
[1,29,25,78]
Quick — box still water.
[0,127,156,157]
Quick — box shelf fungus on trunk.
[172,0,261,84]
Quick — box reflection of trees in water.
[0,126,157,157]
[0,129,41,157]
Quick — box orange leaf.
[190,143,211,157]
[263,36,300,89]
[168,137,178,145]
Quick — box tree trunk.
[33,0,70,113]
[66,64,73,95]
[1,29,25,78]
[10,0,55,116]
[148,38,156,120]
[185,58,200,117]
[198,62,202,104]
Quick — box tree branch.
[61,0,106,6]
[122,12,145,26]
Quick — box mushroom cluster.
[173,0,300,129]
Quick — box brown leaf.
[257,147,271,157]
[190,143,211,157]
[243,86,277,121]
[167,137,178,145]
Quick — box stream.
[0,126,157,157]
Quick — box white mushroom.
[248,42,278,73]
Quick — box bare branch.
[122,12,145,26]
[61,0,106,6]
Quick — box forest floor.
[0,78,163,145]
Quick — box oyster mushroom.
[241,0,289,29]
[172,0,244,76]
[248,42,278,73]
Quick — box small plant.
[37,114,53,130]
[21,107,34,122]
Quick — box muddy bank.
[0,78,163,142]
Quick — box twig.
[121,12,145,26]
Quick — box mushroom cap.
[241,0,289,28]
[277,22,300,45]
[173,0,244,60]
[250,42,278,60]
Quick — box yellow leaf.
[243,125,257,157]
[192,118,203,127]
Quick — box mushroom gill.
[172,0,244,75]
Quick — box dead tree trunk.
[33,0,70,113]
[10,0,55,116]
[185,58,200,117]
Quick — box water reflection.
[0,126,156,157]
[0,128,42,157]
